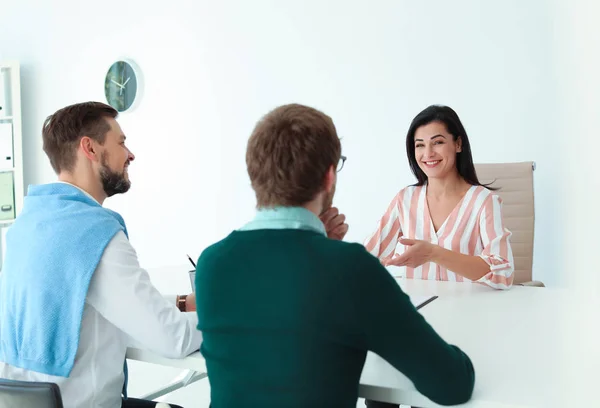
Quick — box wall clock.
[104,59,142,112]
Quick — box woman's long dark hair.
[405,105,497,190]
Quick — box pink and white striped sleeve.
[364,192,403,261]
[477,194,514,290]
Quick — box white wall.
[1,0,564,287]
[550,2,600,398]
[551,0,600,292]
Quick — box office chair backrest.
[474,162,535,284]
[0,379,64,408]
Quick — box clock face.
[104,60,138,112]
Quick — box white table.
[360,279,600,407]
[125,348,207,400]
[127,279,599,407]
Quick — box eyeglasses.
[337,155,347,172]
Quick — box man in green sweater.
[195,104,475,407]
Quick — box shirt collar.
[240,206,327,236]
[55,181,100,205]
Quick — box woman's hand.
[384,238,493,281]
[383,238,436,268]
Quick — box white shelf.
[0,60,23,266]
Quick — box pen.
[416,295,438,310]
[186,254,196,268]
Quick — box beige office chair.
[474,162,544,287]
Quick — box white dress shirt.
[0,186,203,408]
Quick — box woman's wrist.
[428,244,444,263]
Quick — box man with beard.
[0,102,202,408]
[193,104,475,408]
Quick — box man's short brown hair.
[42,101,118,173]
[246,103,341,207]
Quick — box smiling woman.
[364,105,515,291]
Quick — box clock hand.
[122,77,131,87]
[110,79,124,88]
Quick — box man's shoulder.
[319,236,364,251]
[103,230,131,251]
[196,232,238,265]
[311,237,383,270]
[196,231,377,264]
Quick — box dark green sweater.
[195,229,474,407]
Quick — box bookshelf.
[0,60,24,267]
